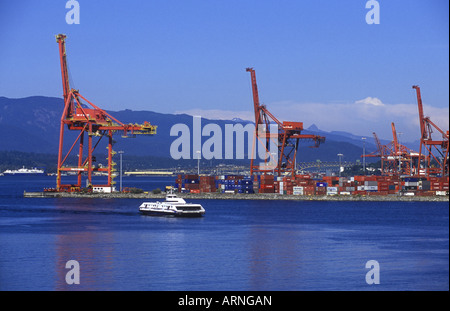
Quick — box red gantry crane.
[390,122,421,176]
[412,85,449,177]
[246,68,325,177]
[363,124,421,177]
[364,132,389,174]
[54,34,157,192]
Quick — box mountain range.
[0,96,403,165]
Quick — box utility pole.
[362,137,366,175]
[118,151,124,192]
[196,150,201,175]
[338,153,344,177]
[398,132,403,174]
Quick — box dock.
[23,191,448,202]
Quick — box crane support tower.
[246,67,325,177]
[54,34,157,192]
[412,85,449,177]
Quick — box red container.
[259,188,274,193]
[185,183,200,190]
[260,184,274,189]
[303,188,315,196]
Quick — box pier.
[23,191,448,202]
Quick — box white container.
[293,186,303,195]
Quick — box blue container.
[316,182,328,187]
[404,177,418,182]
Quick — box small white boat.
[139,193,205,217]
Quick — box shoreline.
[23,191,449,202]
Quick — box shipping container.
[404,177,418,182]
[365,186,378,191]
[293,188,303,195]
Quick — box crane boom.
[412,85,426,140]
[246,68,262,126]
[391,122,399,154]
[56,34,72,117]
[373,132,383,156]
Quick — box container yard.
[165,73,449,201]
[29,35,448,200]
[173,173,449,198]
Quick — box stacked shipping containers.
[259,175,274,193]
[199,176,216,193]
[174,174,448,196]
[216,175,254,194]
[293,175,315,195]
[175,174,200,193]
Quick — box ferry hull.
[139,209,204,217]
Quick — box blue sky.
[0,0,448,142]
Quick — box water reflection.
[54,200,115,290]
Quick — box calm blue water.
[0,175,448,291]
